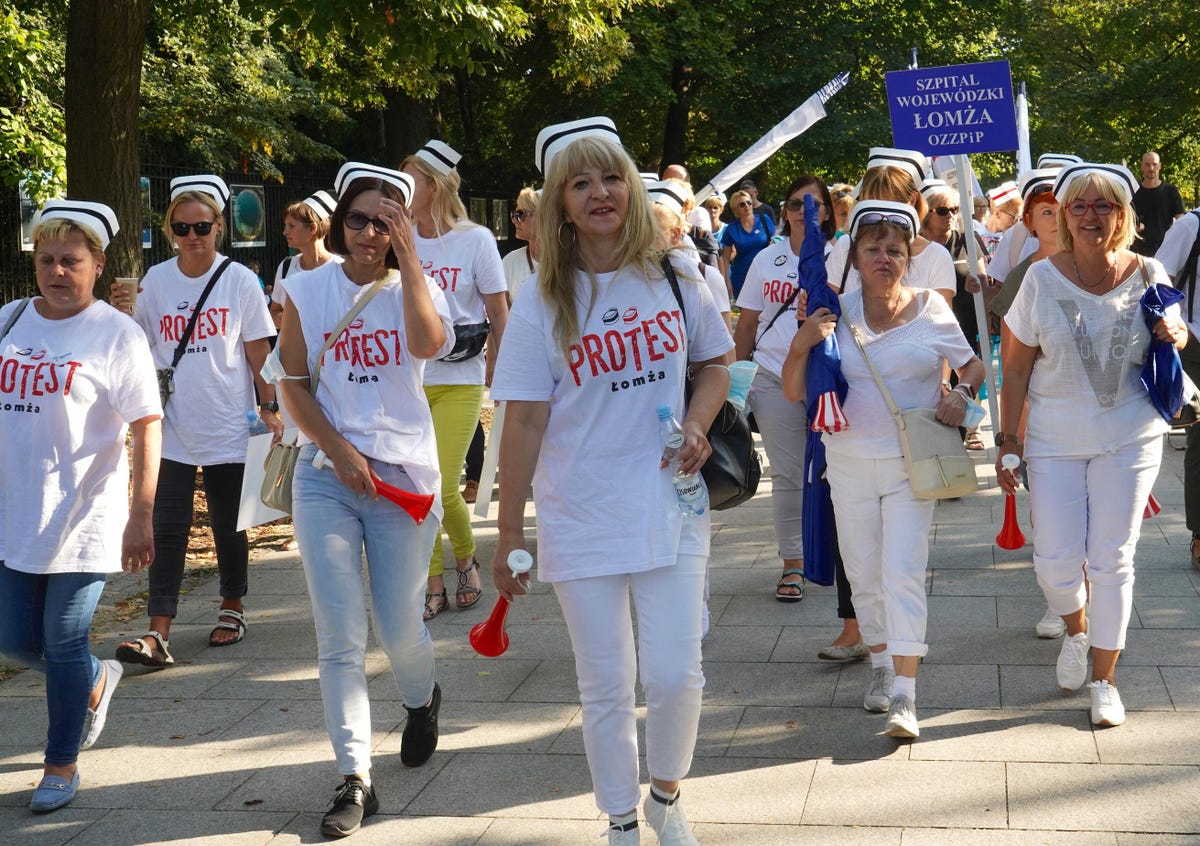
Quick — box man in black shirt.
[1132,151,1185,256]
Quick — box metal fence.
[1,164,522,303]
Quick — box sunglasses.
[785,198,827,212]
[344,211,388,231]
[1027,184,1055,198]
[1065,200,1116,217]
[856,212,913,230]
[933,206,959,217]
[736,201,753,209]
[510,209,535,224]
[170,220,216,237]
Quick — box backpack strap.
[0,298,31,343]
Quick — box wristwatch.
[259,400,280,414]
[994,432,1023,448]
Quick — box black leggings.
[464,419,485,483]
[148,459,248,619]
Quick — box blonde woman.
[491,118,732,845]
[502,186,540,301]
[401,142,509,619]
[719,188,775,299]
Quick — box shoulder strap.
[750,282,803,359]
[279,255,294,280]
[663,257,686,325]
[0,298,31,343]
[838,252,853,294]
[307,270,396,396]
[1179,210,1200,323]
[170,257,233,369]
[850,324,904,429]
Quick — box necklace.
[1072,256,1117,289]
[864,289,910,333]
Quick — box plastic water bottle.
[656,405,708,516]
[246,410,270,436]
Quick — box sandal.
[462,480,479,504]
[423,590,448,621]
[775,569,806,603]
[965,433,986,451]
[455,558,483,609]
[115,630,174,668]
[209,608,247,647]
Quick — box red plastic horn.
[373,479,435,525]
[996,493,1026,550]
[1143,493,1162,520]
[469,551,534,658]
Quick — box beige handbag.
[260,272,395,512]
[851,325,978,500]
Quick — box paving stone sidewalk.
[3,434,1199,845]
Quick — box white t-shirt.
[491,259,734,583]
[986,223,1039,282]
[737,239,833,378]
[415,225,508,386]
[672,247,731,316]
[272,254,344,308]
[826,235,955,297]
[0,300,161,574]
[687,207,710,232]
[1156,211,1200,338]
[135,254,276,465]
[502,246,537,301]
[824,289,975,460]
[1004,258,1171,458]
[282,262,455,518]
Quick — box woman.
[996,163,1185,727]
[400,141,509,619]
[277,161,453,837]
[701,194,726,244]
[491,117,732,845]
[831,186,855,240]
[269,190,339,330]
[502,186,540,301]
[0,201,161,812]
[649,180,732,333]
[783,201,984,739]
[113,175,281,667]
[719,188,775,299]
[734,175,835,602]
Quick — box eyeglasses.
[510,209,535,224]
[344,211,388,231]
[785,198,827,212]
[856,212,913,230]
[933,206,959,217]
[170,220,216,237]
[1065,199,1116,217]
[736,201,753,209]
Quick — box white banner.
[1015,82,1032,181]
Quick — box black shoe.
[320,776,379,838]
[400,682,441,767]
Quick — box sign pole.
[954,154,1000,427]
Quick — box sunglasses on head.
[510,209,534,223]
[170,220,216,237]
[856,212,913,230]
[344,211,388,232]
[785,198,826,212]
[933,206,959,217]
[1027,183,1054,198]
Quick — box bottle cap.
[508,549,534,576]
[1001,453,1021,471]
[656,405,672,420]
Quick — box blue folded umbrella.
[1139,283,1185,423]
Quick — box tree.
[0,8,65,203]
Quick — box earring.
[557,220,576,248]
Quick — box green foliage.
[0,8,66,202]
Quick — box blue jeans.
[291,444,438,775]
[0,564,105,766]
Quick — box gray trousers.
[1182,332,1200,534]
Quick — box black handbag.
[439,321,490,362]
[662,258,761,510]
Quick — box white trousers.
[826,453,935,657]
[553,554,707,815]
[749,369,807,558]
[1026,435,1162,651]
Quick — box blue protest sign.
[886,60,1018,156]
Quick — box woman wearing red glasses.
[996,163,1186,728]
[112,175,281,668]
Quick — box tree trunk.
[381,89,438,166]
[660,58,698,173]
[65,0,149,294]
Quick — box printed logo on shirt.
[423,260,463,293]
[321,320,409,384]
[1057,296,1136,408]
[774,254,787,266]
[567,307,684,393]
[0,347,83,413]
[157,301,232,356]
[602,308,620,325]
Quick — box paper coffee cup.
[114,277,140,314]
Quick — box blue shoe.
[30,769,80,813]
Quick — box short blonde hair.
[1056,172,1136,252]
[163,191,225,250]
[515,186,539,214]
[729,190,753,211]
[33,218,106,261]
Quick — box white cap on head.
[1037,153,1083,171]
[647,180,686,215]
[919,178,950,198]
[640,172,659,184]
[334,162,415,206]
[170,175,231,212]
[866,147,930,187]
[535,116,621,174]
[1019,168,1060,203]
[988,181,1020,205]
[302,190,336,220]
[35,200,120,250]
[849,199,920,242]
[415,140,461,176]
[1052,162,1138,204]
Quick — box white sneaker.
[863,666,895,713]
[643,791,699,846]
[1056,632,1090,691]
[1035,608,1066,639]
[1090,680,1125,727]
[884,695,919,738]
[605,816,640,845]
